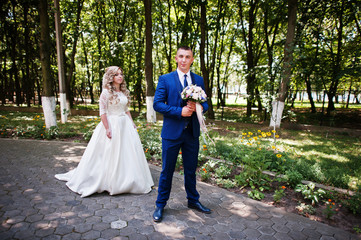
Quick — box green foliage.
[273,186,286,203]
[175,153,183,171]
[137,123,162,159]
[344,185,361,215]
[199,165,211,181]
[214,163,232,179]
[45,126,59,140]
[216,179,236,189]
[295,183,326,206]
[353,226,361,234]
[296,202,316,216]
[323,200,337,219]
[247,186,265,200]
[284,170,303,188]
[83,128,94,142]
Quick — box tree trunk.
[65,0,83,109]
[96,4,104,92]
[327,0,344,115]
[200,0,215,119]
[238,0,259,117]
[54,0,68,123]
[81,33,94,104]
[144,0,156,122]
[39,0,57,128]
[270,0,297,128]
[305,75,316,113]
[158,0,173,73]
[24,2,32,107]
[10,2,21,106]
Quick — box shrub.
[216,179,236,189]
[296,202,316,216]
[45,126,59,140]
[273,186,286,203]
[248,186,265,200]
[295,183,326,205]
[199,166,211,181]
[323,199,337,219]
[215,163,232,178]
[284,170,303,188]
[344,186,361,215]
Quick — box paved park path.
[0,138,359,240]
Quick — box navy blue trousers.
[155,127,200,208]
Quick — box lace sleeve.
[99,90,108,116]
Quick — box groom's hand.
[187,101,196,112]
[181,106,193,117]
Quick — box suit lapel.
[171,71,185,106]
[190,72,196,85]
[173,71,183,92]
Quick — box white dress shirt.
[177,68,191,88]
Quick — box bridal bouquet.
[181,84,207,103]
[181,85,214,145]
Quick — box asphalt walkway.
[0,138,359,240]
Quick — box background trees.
[0,0,360,122]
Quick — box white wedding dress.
[55,90,154,197]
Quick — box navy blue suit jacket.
[153,71,209,140]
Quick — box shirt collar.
[177,68,191,84]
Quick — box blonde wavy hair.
[102,66,130,105]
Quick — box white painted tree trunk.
[42,96,57,129]
[59,93,68,123]
[146,96,156,123]
[269,100,285,128]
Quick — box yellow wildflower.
[276,154,282,158]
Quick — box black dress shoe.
[188,202,211,214]
[152,207,164,222]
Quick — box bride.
[55,66,154,197]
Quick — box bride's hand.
[106,129,112,139]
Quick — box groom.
[152,46,211,222]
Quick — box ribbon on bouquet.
[195,102,215,145]
[180,84,214,145]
